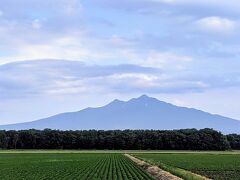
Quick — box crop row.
[134,153,240,180]
[0,153,154,180]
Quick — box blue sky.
[0,0,240,124]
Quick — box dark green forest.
[0,128,239,150]
[226,134,240,150]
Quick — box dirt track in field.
[125,154,182,180]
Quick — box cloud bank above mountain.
[1,60,240,99]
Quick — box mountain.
[0,95,240,134]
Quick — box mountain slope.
[0,95,240,134]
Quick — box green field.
[1,151,240,180]
[0,153,153,180]
[134,153,240,180]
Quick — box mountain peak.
[138,94,150,99]
[107,99,124,106]
[112,99,122,103]
[129,94,158,103]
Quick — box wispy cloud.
[195,16,237,34]
[1,60,240,99]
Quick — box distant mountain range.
[0,95,240,134]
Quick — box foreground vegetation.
[0,128,235,150]
[0,153,153,180]
[134,153,240,180]
[0,151,240,179]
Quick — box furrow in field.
[121,155,153,180]
[133,154,216,180]
[125,154,183,180]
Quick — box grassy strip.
[0,149,239,154]
[132,156,210,180]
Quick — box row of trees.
[0,128,234,150]
[226,134,240,150]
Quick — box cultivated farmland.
[0,153,153,180]
[134,153,240,180]
[1,151,240,179]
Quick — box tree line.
[0,128,238,150]
[226,134,240,150]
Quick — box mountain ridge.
[0,95,239,134]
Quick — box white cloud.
[32,19,42,29]
[108,35,134,47]
[195,16,236,34]
[0,60,214,99]
[0,35,115,64]
[109,73,160,88]
[62,0,83,16]
[0,10,3,17]
[111,73,158,81]
[144,51,192,69]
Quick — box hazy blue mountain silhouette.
[0,95,239,134]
